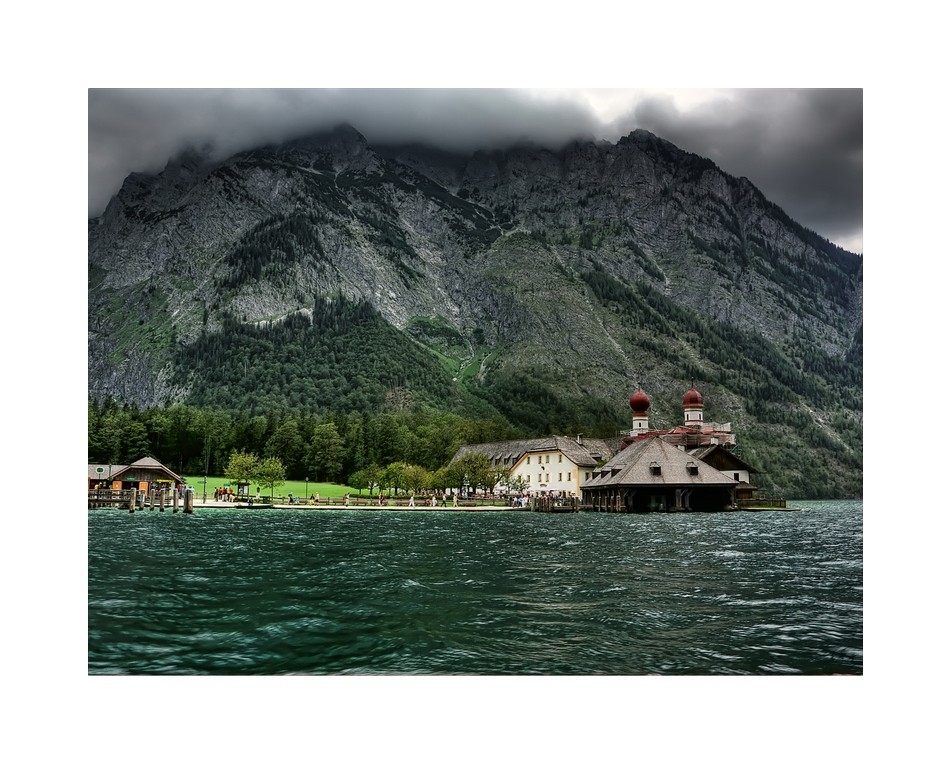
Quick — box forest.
[90,290,861,498]
[87,397,521,485]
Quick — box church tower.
[630,389,650,433]
[683,386,704,427]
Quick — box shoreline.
[198,501,527,511]
[90,500,802,513]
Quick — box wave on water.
[89,501,863,675]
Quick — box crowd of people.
[204,487,573,507]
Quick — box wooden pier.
[88,488,194,513]
[529,496,581,513]
[88,489,137,509]
[737,497,787,509]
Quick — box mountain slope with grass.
[88,126,862,496]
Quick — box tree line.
[88,399,521,483]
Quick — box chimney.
[576,434,583,445]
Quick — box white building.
[450,435,615,496]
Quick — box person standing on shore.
[409,494,415,508]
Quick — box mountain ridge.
[88,125,862,496]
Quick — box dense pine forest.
[87,398,521,485]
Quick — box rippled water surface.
[88,500,862,674]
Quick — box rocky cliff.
[88,125,862,496]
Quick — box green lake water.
[88,499,862,675]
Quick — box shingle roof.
[93,457,183,483]
[584,438,736,488]
[130,457,165,469]
[687,445,758,473]
[452,436,615,468]
[88,464,127,480]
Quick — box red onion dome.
[682,386,704,408]
[629,389,650,413]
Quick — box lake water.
[88,500,862,675]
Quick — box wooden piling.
[184,489,193,514]
[173,491,179,513]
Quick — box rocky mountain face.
[88,125,863,497]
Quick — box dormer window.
[649,461,661,476]
[686,461,699,475]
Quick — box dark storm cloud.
[88,88,862,252]
[615,89,863,251]
[88,88,600,217]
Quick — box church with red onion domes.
[620,385,736,451]
[449,383,771,511]
[581,384,764,512]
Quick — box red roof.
[683,386,704,408]
[629,389,650,413]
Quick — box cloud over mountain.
[89,88,862,252]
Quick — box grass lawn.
[181,477,514,506]
[183,476,361,500]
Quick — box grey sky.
[88,88,862,253]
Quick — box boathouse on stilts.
[581,437,736,512]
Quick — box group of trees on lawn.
[348,450,513,497]
[222,450,288,497]
[217,440,515,499]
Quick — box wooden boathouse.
[88,456,183,491]
[582,437,737,512]
[88,457,193,512]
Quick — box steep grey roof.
[688,445,758,473]
[688,445,718,460]
[452,436,615,467]
[88,464,127,480]
[584,438,736,488]
[105,457,183,483]
[130,457,165,469]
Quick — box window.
[734,473,740,481]
[568,472,572,481]
[558,473,562,482]
[527,456,531,465]
[650,461,661,476]
[558,454,563,463]
[545,455,550,463]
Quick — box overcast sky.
[88,88,863,254]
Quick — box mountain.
[87,125,862,497]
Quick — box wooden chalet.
[581,437,737,512]
[88,457,182,491]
